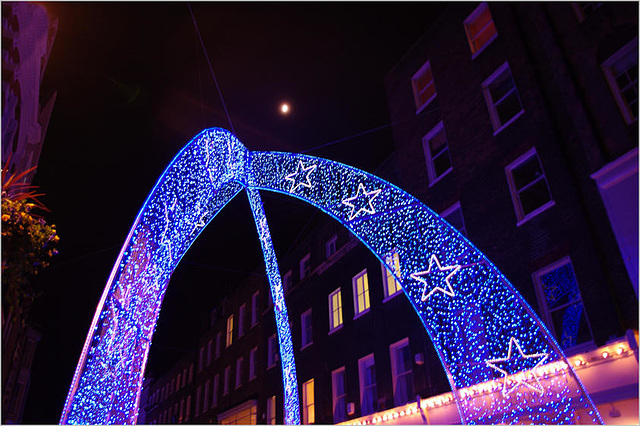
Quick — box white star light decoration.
[285,161,317,193]
[342,183,382,221]
[411,254,461,301]
[485,337,549,397]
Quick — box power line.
[187,3,236,135]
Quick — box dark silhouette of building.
[139,3,638,424]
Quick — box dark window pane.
[512,156,542,191]
[432,149,452,178]
[496,92,523,125]
[519,178,551,216]
[444,207,465,234]
[489,72,514,102]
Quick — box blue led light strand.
[246,187,300,425]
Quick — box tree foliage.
[1,160,59,322]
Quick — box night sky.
[22,3,446,423]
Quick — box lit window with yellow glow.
[328,288,343,332]
[226,315,234,347]
[382,253,402,300]
[353,269,370,317]
[302,379,315,424]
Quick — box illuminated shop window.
[482,62,524,134]
[353,269,370,317]
[390,338,415,406]
[382,251,402,301]
[532,258,594,352]
[331,367,347,423]
[602,38,638,124]
[328,288,343,332]
[505,147,554,225]
[358,354,377,416]
[301,308,313,349]
[464,2,497,57]
[302,378,315,424]
[411,60,437,114]
[422,121,453,186]
[441,201,467,236]
[226,315,234,347]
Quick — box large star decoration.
[342,183,382,221]
[411,254,461,301]
[285,161,317,193]
[485,337,549,397]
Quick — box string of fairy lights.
[61,128,601,425]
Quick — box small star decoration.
[485,337,549,397]
[410,254,461,301]
[342,183,382,221]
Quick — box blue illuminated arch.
[61,128,602,425]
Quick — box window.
[326,235,337,259]
[302,379,315,424]
[283,270,293,294]
[441,201,467,236]
[411,60,436,113]
[422,121,452,185]
[390,338,415,406]
[300,253,311,280]
[196,385,202,416]
[176,373,182,390]
[464,2,497,57]
[358,354,377,416]
[206,344,215,369]
[267,396,276,425]
[188,363,194,382]
[198,347,205,371]
[331,367,347,423]
[268,334,278,368]
[212,374,219,407]
[301,308,313,349]
[238,303,246,338]
[602,38,638,124]
[226,315,234,347]
[186,395,191,421]
[203,379,211,413]
[482,62,524,133]
[179,398,185,422]
[251,291,259,327]
[328,288,343,332]
[382,252,402,300]
[353,269,370,317]
[249,347,258,380]
[235,357,243,389]
[215,332,222,359]
[533,258,594,351]
[223,365,231,395]
[505,147,555,224]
